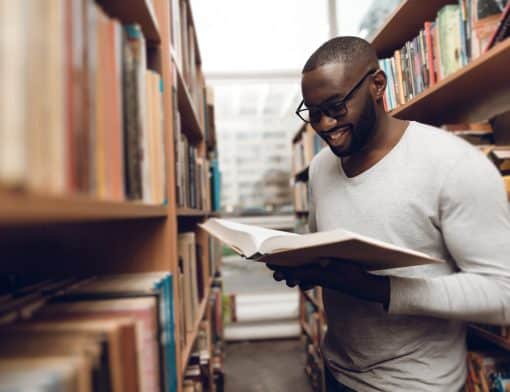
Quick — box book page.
[199,219,297,257]
[260,227,354,254]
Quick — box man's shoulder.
[407,121,482,163]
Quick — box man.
[270,36,510,391]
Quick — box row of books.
[0,1,166,204]
[441,120,510,198]
[304,335,324,392]
[170,0,206,131]
[293,182,310,213]
[0,272,177,392]
[174,103,217,210]
[177,232,207,351]
[302,295,324,350]
[208,235,223,278]
[204,88,218,151]
[466,350,510,392]
[183,316,224,391]
[380,0,509,111]
[292,124,325,176]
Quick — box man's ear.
[372,69,387,101]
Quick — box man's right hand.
[266,264,317,290]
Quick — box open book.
[199,218,444,270]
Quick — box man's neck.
[341,114,409,178]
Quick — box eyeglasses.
[296,69,378,124]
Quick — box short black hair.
[302,36,378,73]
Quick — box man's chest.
[313,173,440,244]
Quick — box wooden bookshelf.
[181,278,213,373]
[391,39,510,125]
[175,60,204,144]
[0,188,167,224]
[0,0,222,391]
[370,0,455,58]
[98,0,161,43]
[469,325,510,351]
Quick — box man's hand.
[267,259,390,308]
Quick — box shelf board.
[177,208,214,217]
[174,61,204,144]
[391,39,510,125]
[0,187,167,225]
[98,0,161,44]
[469,325,510,351]
[181,279,213,373]
[294,166,309,183]
[370,0,456,58]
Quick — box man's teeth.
[328,128,349,140]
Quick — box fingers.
[271,264,325,288]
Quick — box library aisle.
[221,255,309,392]
[2,0,510,391]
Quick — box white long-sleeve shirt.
[308,121,510,392]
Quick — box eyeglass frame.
[295,68,380,124]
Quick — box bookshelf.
[370,0,455,57]
[181,277,213,373]
[290,1,510,389]
[0,0,223,391]
[469,325,510,351]
[98,0,161,43]
[391,38,510,125]
[175,62,204,143]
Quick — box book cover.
[424,22,437,87]
[123,24,144,200]
[199,218,445,271]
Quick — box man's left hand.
[267,260,390,308]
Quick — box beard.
[330,95,377,158]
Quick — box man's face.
[301,63,378,158]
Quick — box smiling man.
[270,37,510,391]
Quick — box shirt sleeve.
[388,150,510,324]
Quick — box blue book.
[210,159,221,211]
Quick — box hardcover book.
[199,218,444,271]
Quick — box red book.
[424,22,437,86]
